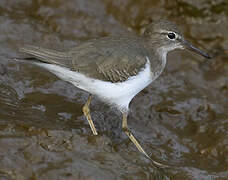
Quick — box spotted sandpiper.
[18,20,211,167]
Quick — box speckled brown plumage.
[19,36,150,83]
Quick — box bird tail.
[19,45,69,66]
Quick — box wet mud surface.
[0,0,228,179]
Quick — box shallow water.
[0,0,227,179]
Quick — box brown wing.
[19,36,149,82]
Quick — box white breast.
[35,56,164,112]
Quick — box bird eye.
[167,32,176,40]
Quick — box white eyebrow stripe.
[160,30,175,34]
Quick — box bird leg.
[82,95,98,135]
[122,112,150,158]
[122,112,166,167]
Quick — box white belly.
[35,58,160,112]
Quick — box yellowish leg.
[82,95,98,135]
[122,112,167,168]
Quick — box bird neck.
[143,38,168,79]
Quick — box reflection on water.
[0,0,227,179]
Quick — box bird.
[18,20,211,167]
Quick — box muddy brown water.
[0,0,227,180]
